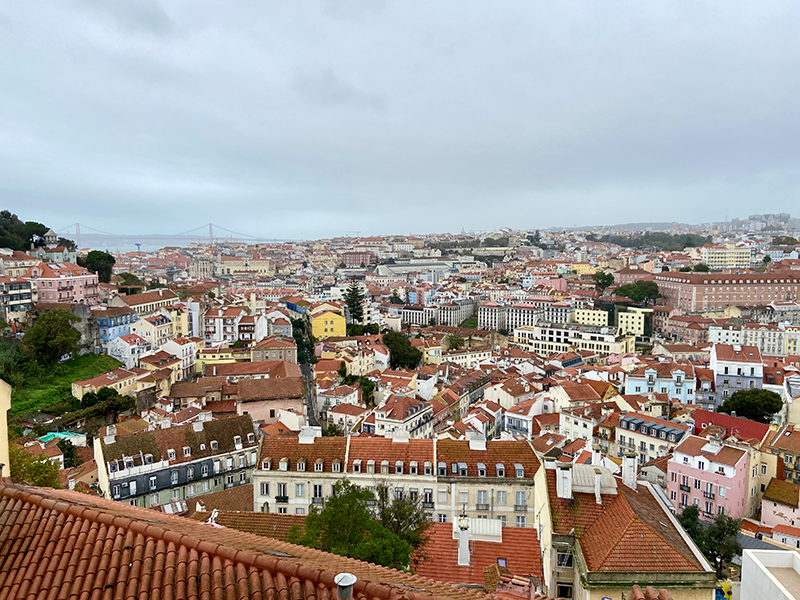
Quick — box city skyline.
[2,2,799,238]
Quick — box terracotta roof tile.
[0,483,495,600]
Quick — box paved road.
[300,361,319,427]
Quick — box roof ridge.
[0,484,489,600]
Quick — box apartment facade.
[253,433,539,528]
[513,322,635,357]
[615,412,690,464]
[655,272,800,313]
[624,363,696,404]
[29,261,100,305]
[95,415,258,510]
[709,344,763,402]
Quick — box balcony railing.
[422,501,434,509]
[514,504,527,512]
[703,491,715,500]
[275,495,289,503]
[312,497,324,505]
[476,503,490,511]
[679,484,691,492]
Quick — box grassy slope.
[10,354,122,417]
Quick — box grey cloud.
[0,1,799,239]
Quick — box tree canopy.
[78,250,115,283]
[693,263,710,272]
[678,505,742,578]
[614,280,661,305]
[374,482,432,562]
[0,211,48,251]
[592,271,615,291]
[9,446,62,488]
[286,480,412,570]
[718,388,783,423]
[446,332,465,351]
[383,330,422,369]
[772,236,799,246]
[22,309,81,365]
[344,281,364,324]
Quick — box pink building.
[667,435,748,520]
[28,261,100,305]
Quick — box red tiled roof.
[763,478,800,508]
[0,483,492,600]
[545,470,705,573]
[413,523,542,585]
[673,436,746,467]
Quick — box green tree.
[286,480,412,569]
[57,438,80,468]
[679,266,693,272]
[22,309,81,365]
[344,281,365,324]
[9,445,61,488]
[693,263,710,272]
[374,482,432,561]
[677,505,704,541]
[704,514,743,578]
[592,271,615,291]
[447,332,465,351]
[322,424,344,437]
[0,211,48,251]
[383,330,422,369]
[718,389,783,423]
[390,293,404,305]
[78,250,115,283]
[615,280,661,305]
[763,255,772,264]
[118,272,144,286]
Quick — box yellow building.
[195,346,236,375]
[570,262,597,275]
[164,305,189,338]
[311,310,346,340]
[574,308,608,327]
[617,307,652,336]
[0,379,11,475]
[71,368,138,400]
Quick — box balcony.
[312,497,324,505]
[275,495,289,503]
[476,503,490,511]
[422,501,434,509]
[680,484,691,492]
[703,491,715,500]
[514,504,527,512]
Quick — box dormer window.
[315,459,324,472]
[279,459,288,471]
[234,435,243,449]
[477,462,486,477]
[297,459,306,472]
[514,463,524,478]
[438,461,447,476]
[424,461,432,476]
[109,461,118,473]
[262,460,272,470]
[183,447,191,457]
[211,441,218,451]
[409,461,418,475]
[167,449,176,460]
[200,444,206,451]
[395,461,403,474]
[496,463,505,477]
[353,459,362,473]
[458,462,468,477]
[247,433,255,443]
[144,454,153,465]
[125,458,134,469]
[367,459,375,474]
[381,460,390,474]
[333,460,341,473]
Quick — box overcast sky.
[1,1,799,240]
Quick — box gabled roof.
[763,478,800,508]
[545,470,707,574]
[0,484,491,600]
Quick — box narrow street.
[301,360,319,427]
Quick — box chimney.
[192,421,203,432]
[593,467,603,504]
[299,426,322,444]
[334,573,357,600]
[457,515,471,566]
[556,463,573,499]
[622,452,638,490]
[467,430,486,451]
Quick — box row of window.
[123,472,248,502]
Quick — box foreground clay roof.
[0,483,491,600]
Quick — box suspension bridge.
[55,223,291,250]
